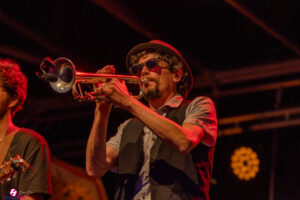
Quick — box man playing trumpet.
[86,40,217,200]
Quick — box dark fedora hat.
[126,40,193,97]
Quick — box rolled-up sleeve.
[183,96,218,147]
[106,119,132,152]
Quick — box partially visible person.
[0,58,52,200]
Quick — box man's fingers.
[97,65,115,74]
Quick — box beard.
[142,78,161,101]
[142,86,161,101]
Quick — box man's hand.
[94,65,115,108]
[100,77,132,109]
[92,64,134,109]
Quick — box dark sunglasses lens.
[130,64,142,75]
[145,59,159,69]
[130,58,160,76]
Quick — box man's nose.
[141,66,150,77]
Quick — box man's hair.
[0,58,28,116]
[129,49,189,97]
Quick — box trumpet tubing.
[73,72,144,101]
[38,57,145,101]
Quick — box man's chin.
[142,88,161,101]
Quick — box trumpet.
[37,57,146,101]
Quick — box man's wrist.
[122,96,139,112]
[95,102,112,113]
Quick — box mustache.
[142,77,158,86]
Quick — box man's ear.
[173,68,183,83]
[8,96,19,109]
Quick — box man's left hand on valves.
[100,78,135,109]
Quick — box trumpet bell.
[49,58,75,93]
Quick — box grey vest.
[114,102,214,200]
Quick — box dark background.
[1,0,300,199]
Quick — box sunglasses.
[129,57,169,77]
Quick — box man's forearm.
[86,103,111,176]
[127,98,203,154]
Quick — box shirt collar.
[157,94,184,113]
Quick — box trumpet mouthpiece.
[141,79,148,85]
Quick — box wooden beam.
[91,0,156,39]
[0,45,41,64]
[224,0,300,56]
[0,9,67,56]
[194,59,300,88]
